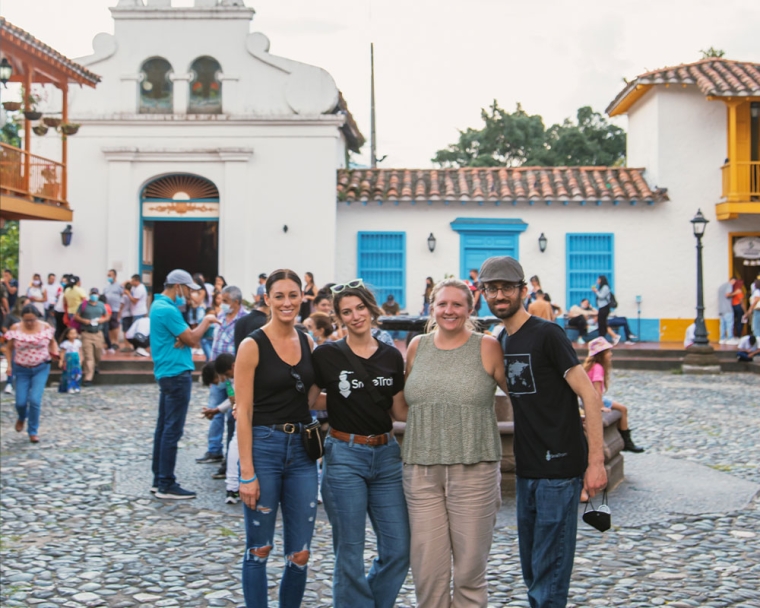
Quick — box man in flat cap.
[479,256,606,608]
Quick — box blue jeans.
[754,310,760,338]
[516,476,583,608]
[14,362,51,437]
[152,371,193,490]
[321,435,410,608]
[200,337,213,361]
[242,426,318,608]
[207,382,230,456]
[720,311,734,341]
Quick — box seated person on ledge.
[568,299,637,345]
[737,334,759,361]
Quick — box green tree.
[0,117,21,148]
[432,102,626,167]
[0,221,19,276]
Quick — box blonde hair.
[582,352,611,392]
[425,278,476,333]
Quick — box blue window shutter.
[566,233,614,309]
[357,232,406,308]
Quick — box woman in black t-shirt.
[235,269,318,608]
[310,281,410,608]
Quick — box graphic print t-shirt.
[501,315,587,479]
[313,339,405,436]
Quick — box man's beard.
[488,297,523,320]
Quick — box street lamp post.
[691,209,709,347]
[683,209,720,374]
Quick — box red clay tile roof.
[337,167,667,205]
[607,58,760,115]
[0,18,101,86]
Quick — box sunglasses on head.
[290,368,305,394]
[330,279,365,294]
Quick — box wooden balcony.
[0,143,71,221]
[717,161,760,220]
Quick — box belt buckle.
[366,434,376,444]
[283,423,297,434]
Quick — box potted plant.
[21,88,43,121]
[40,165,61,199]
[32,124,48,136]
[43,116,62,128]
[60,123,80,136]
[2,101,22,112]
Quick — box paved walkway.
[1,370,759,607]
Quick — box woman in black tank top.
[235,269,318,608]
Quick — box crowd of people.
[6,261,757,607]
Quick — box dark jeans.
[242,426,318,607]
[517,476,583,608]
[608,316,633,339]
[733,303,745,337]
[597,305,610,340]
[321,435,410,608]
[54,311,67,342]
[151,371,193,490]
[566,315,588,337]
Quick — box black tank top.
[250,328,314,427]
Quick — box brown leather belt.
[329,429,389,446]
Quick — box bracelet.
[239,473,257,484]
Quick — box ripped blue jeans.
[242,425,318,607]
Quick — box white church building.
[16,0,760,342]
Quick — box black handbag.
[301,419,326,461]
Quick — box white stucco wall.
[18,2,347,302]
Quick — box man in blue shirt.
[151,269,219,500]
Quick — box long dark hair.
[598,275,609,288]
[266,269,302,294]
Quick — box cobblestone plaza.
[2,370,759,608]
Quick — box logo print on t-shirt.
[504,354,537,395]
[338,371,354,398]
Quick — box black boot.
[620,429,644,453]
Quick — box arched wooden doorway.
[140,174,220,293]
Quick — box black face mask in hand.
[582,490,611,533]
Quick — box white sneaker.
[3,383,13,395]
[719,339,726,345]
[612,335,621,346]
[577,337,585,345]
[135,347,149,357]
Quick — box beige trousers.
[81,331,104,381]
[403,461,501,608]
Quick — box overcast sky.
[1,0,758,167]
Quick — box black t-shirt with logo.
[313,339,405,436]
[500,315,587,479]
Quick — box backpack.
[609,292,618,309]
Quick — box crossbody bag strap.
[336,338,387,406]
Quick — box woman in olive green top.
[403,278,508,608]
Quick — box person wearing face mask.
[150,269,219,500]
[73,288,110,387]
[26,273,48,317]
[196,285,247,471]
[103,269,124,354]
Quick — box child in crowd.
[200,354,240,504]
[59,327,83,394]
[582,337,644,453]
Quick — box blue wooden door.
[566,233,614,309]
[461,234,518,315]
[357,232,406,308]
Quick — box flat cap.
[478,256,525,284]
